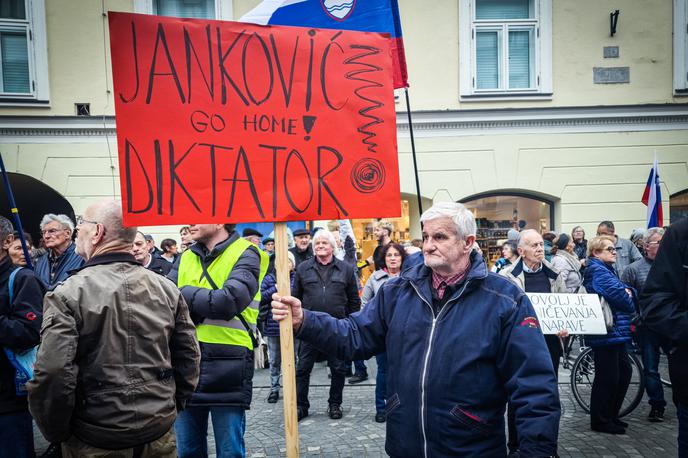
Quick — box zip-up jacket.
[0,257,44,414]
[639,217,688,405]
[34,243,84,290]
[583,257,635,347]
[292,257,360,319]
[28,253,200,448]
[296,253,560,457]
[168,232,266,407]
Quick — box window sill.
[460,93,553,102]
[0,99,51,108]
[673,89,688,97]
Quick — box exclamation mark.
[303,115,317,141]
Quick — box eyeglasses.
[604,246,617,253]
[77,216,99,226]
[41,228,66,237]
[646,241,661,246]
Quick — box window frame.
[0,0,49,105]
[674,0,688,95]
[459,0,552,101]
[133,0,234,21]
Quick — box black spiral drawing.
[351,158,386,193]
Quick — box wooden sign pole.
[274,222,299,457]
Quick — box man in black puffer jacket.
[292,229,360,421]
[640,217,688,456]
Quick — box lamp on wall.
[610,10,620,36]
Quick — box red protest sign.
[108,12,400,226]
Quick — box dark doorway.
[0,173,75,245]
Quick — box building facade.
[0,0,686,257]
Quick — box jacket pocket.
[197,344,251,394]
[385,392,401,415]
[450,406,493,436]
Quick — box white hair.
[644,227,665,242]
[312,229,337,249]
[419,202,476,240]
[518,229,541,247]
[40,213,75,232]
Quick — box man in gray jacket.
[27,200,200,457]
[597,220,642,275]
[621,227,669,422]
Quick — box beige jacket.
[28,252,200,449]
[499,257,568,293]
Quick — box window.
[134,0,233,21]
[459,0,552,100]
[674,0,688,94]
[0,0,49,103]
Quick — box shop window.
[460,193,553,267]
[349,199,411,281]
[670,189,688,222]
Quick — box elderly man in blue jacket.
[273,202,560,457]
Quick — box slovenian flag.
[240,0,408,89]
[641,155,663,228]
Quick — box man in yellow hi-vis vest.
[168,223,268,458]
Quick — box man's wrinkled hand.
[272,294,304,331]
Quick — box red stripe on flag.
[390,36,408,89]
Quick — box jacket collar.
[510,257,559,280]
[0,255,12,275]
[402,250,488,305]
[190,231,239,261]
[304,256,343,271]
[588,257,615,273]
[75,251,138,272]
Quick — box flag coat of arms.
[241,0,408,89]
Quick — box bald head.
[75,200,137,260]
[89,200,137,244]
[517,229,545,269]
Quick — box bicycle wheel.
[619,352,644,417]
[659,352,672,388]
[570,347,594,414]
[570,347,645,417]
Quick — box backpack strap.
[8,267,23,305]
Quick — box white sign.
[525,293,607,335]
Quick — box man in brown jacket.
[27,200,200,457]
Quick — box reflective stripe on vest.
[177,237,268,349]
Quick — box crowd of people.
[0,200,685,457]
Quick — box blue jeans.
[375,352,387,413]
[0,410,34,458]
[175,405,246,458]
[640,328,672,409]
[679,402,688,458]
[266,335,281,392]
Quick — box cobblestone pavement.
[35,359,679,457]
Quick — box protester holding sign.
[272,202,560,457]
[500,229,567,455]
[168,223,268,457]
[0,217,44,458]
[583,235,636,435]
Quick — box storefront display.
[462,194,552,268]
